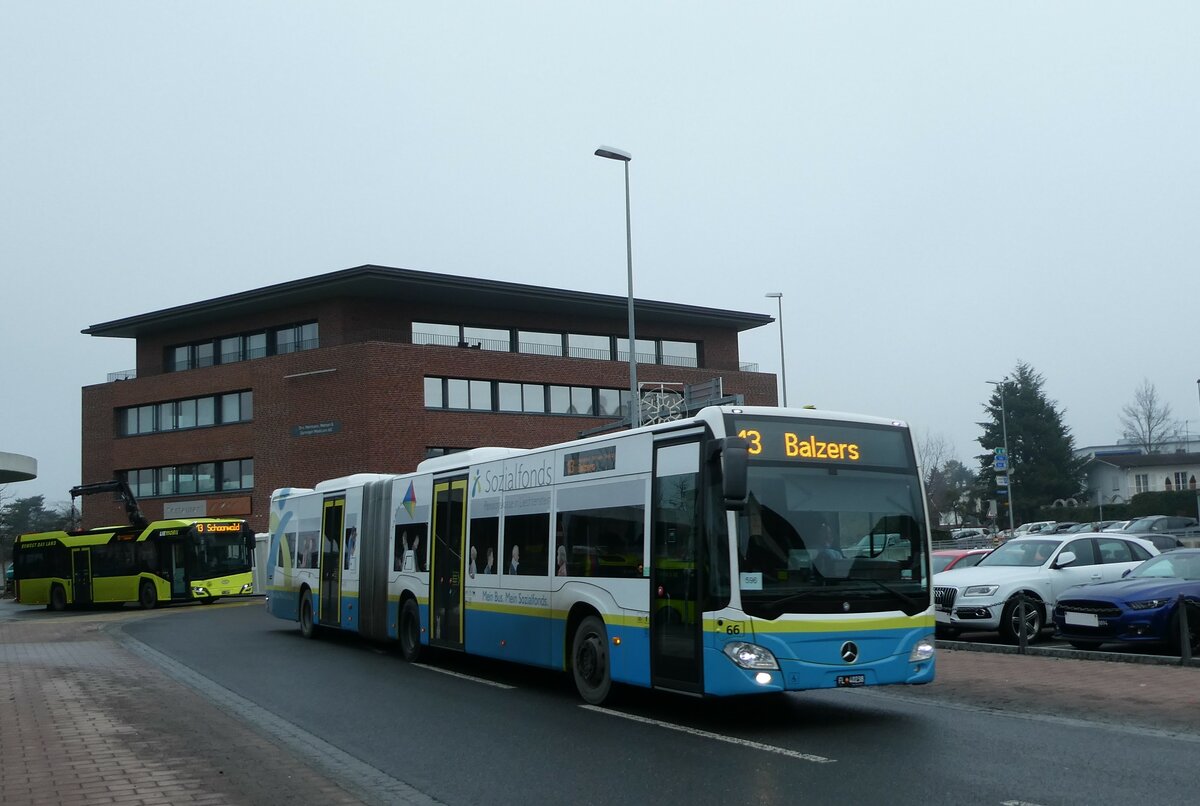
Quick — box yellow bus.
[12,481,255,610]
[14,519,256,610]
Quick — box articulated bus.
[265,405,935,703]
[14,519,257,610]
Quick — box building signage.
[164,500,206,518]
[292,421,342,437]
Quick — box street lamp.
[987,379,1016,533]
[595,145,639,427]
[765,292,787,407]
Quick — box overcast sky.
[3,3,1199,504]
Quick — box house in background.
[1084,453,1200,506]
[80,264,777,531]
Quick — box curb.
[939,639,1200,669]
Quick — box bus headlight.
[191,586,208,596]
[723,641,780,670]
[240,583,254,593]
[909,635,936,662]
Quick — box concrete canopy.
[0,452,37,483]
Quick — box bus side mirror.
[711,437,749,510]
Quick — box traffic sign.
[996,474,1008,486]
[994,456,1008,471]
[994,447,1007,456]
[996,487,1008,496]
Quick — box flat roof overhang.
[82,265,774,339]
[0,452,37,483]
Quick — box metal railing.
[107,369,137,382]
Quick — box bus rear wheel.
[400,598,424,662]
[48,584,67,612]
[138,581,158,610]
[572,615,612,705]
[300,590,318,639]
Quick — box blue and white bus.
[265,405,935,703]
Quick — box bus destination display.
[731,417,912,468]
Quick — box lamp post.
[765,292,788,407]
[988,379,1017,533]
[595,145,639,427]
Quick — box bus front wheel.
[138,581,158,610]
[300,590,318,639]
[400,598,424,662]
[572,615,612,705]
[48,584,67,612]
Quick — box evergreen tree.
[0,494,73,566]
[976,362,1086,526]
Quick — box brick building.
[80,265,777,531]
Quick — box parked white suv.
[933,534,1158,643]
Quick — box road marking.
[413,663,516,689]
[1001,801,1049,806]
[580,705,835,763]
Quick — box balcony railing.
[107,369,137,382]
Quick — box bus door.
[71,548,92,605]
[430,478,467,650]
[319,497,346,626]
[169,542,188,598]
[650,439,704,694]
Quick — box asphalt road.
[125,603,1198,806]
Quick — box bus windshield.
[193,531,253,577]
[735,465,929,617]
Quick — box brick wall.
[83,338,776,531]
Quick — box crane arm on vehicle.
[68,480,148,530]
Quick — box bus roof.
[314,473,399,492]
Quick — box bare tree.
[916,431,955,525]
[1119,379,1179,453]
[916,431,953,479]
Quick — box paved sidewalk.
[0,605,365,806]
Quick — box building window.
[597,388,623,417]
[220,336,242,364]
[567,334,611,361]
[523,383,546,413]
[414,323,700,368]
[245,332,268,360]
[118,392,252,437]
[424,377,444,408]
[1134,474,1149,494]
[660,340,699,368]
[275,322,320,354]
[157,402,176,431]
[412,322,460,347]
[424,377,629,419]
[518,331,563,357]
[167,322,315,372]
[498,382,523,412]
[122,459,251,498]
[616,337,658,364]
[463,326,511,352]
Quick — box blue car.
[1053,549,1200,654]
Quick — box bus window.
[393,524,427,572]
[469,516,499,577]
[556,479,647,578]
[504,513,549,576]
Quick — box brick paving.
[0,608,364,806]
